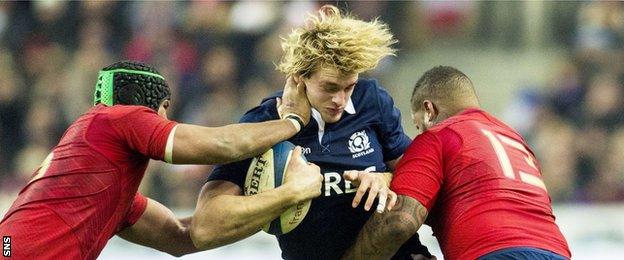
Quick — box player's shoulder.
[428,108,521,143]
[427,108,483,133]
[240,92,280,123]
[93,104,157,120]
[355,78,380,89]
[351,78,394,110]
[422,109,489,145]
[354,78,385,98]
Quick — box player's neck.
[437,104,480,123]
[432,111,451,125]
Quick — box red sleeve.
[391,131,444,211]
[108,106,177,160]
[122,193,149,229]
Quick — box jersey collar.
[311,97,356,128]
[345,98,356,115]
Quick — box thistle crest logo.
[348,130,371,154]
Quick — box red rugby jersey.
[0,104,176,259]
[391,108,570,260]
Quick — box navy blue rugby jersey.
[207,78,428,259]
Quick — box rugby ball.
[244,141,311,235]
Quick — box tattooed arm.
[342,195,428,260]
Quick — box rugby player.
[0,61,322,259]
[192,5,432,259]
[343,66,571,260]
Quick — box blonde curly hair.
[277,5,397,77]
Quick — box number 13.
[482,129,547,191]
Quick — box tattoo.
[343,196,428,260]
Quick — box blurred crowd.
[504,2,624,202]
[0,1,621,212]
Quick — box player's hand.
[283,146,322,202]
[343,171,397,213]
[277,75,311,126]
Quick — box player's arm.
[117,198,197,257]
[169,76,311,165]
[189,181,297,250]
[342,195,428,260]
[190,147,322,250]
[171,120,298,164]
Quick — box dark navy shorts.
[479,247,568,260]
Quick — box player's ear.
[158,100,170,119]
[423,100,437,123]
[294,74,303,84]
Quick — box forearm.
[217,119,299,162]
[172,119,299,164]
[118,202,198,257]
[191,186,298,249]
[158,216,197,256]
[343,196,428,260]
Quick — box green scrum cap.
[93,68,165,106]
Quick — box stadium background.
[0,1,623,259]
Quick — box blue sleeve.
[374,82,411,162]
[207,158,253,188]
[206,98,279,187]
